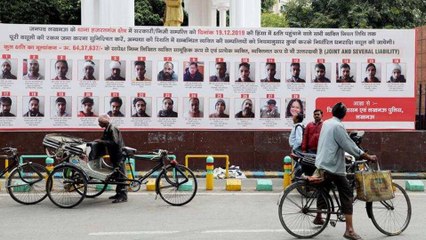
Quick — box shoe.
[112,196,127,203]
[343,232,363,240]
[313,217,325,225]
[108,194,120,200]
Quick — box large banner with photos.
[0,24,416,130]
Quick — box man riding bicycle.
[314,102,377,240]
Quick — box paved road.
[0,179,424,240]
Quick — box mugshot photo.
[286,62,306,83]
[311,62,331,83]
[209,98,230,118]
[336,63,356,83]
[22,96,45,117]
[105,96,126,117]
[285,98,305,118]
[157,97,178,117]
[234,98,255,118]
[260,62,281,82]
[209,61,230,82]
[23,58,45,80]
[386,63,406,83]
[77,96,98,117]
[78,59,99,80]
[260,98,281,118]
[131,97,151,117]
[51,59,72,80]
[184,97,204,118]
[235,62,255,82]
[0,96,17,117]
[50,96,72,117]
[362,62,381,83]
[132,60,152,81]
[105,60,126,81]
[157,61,178,81]
[183,61,204,82]
[1,59,18,80]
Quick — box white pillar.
[218,7,228,27]
[214,0,230,27]
[210,7,217,27]
[81,0,135,26]
[230,0,260,27]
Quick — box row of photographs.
[0,58,407,83]
[0,96,307,119]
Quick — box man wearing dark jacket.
[96,114,127,203]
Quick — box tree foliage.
[261,0,277,13]
[135,0,163,26]
[261,13,288,28]
[283,0,426,28]
[0,0,81,24]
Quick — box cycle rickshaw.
[42,134,197,208]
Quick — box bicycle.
[43,134,197,208]
[0,147,48,205]
[278,158,412,238]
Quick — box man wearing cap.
[157,62,178,81]
[52,60,70,80]
[23,59,44,80]
[78,97,97,117]
[107,97,125,117]
[0,97,15,117]
[82,60,96,80]
[235,98,255,118]
[132,98,150,117]
[158,97,178,117]
[54,97,70,117]
[134,61,150,81]
[23,97,44,117]
[106,61,125,81]
[95,114,127,203]
[209,99,229,118]
[388,63,406,83]
[260,99,280,118]
[1,59,17,79]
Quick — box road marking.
[89,229,285,236]
[202,229,285,233]
[89,231,179,236]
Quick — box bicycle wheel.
[6,163,48,205]
[156,164,197,206]
[46,165,87,208]
[368,182,411,236]
[278,182,331,238]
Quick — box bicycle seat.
[122,146,137,156]
[1,147,17,156]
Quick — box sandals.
[343,232,363,240]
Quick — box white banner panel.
[0,24,416,130]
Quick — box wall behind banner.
[1,130,425,172]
